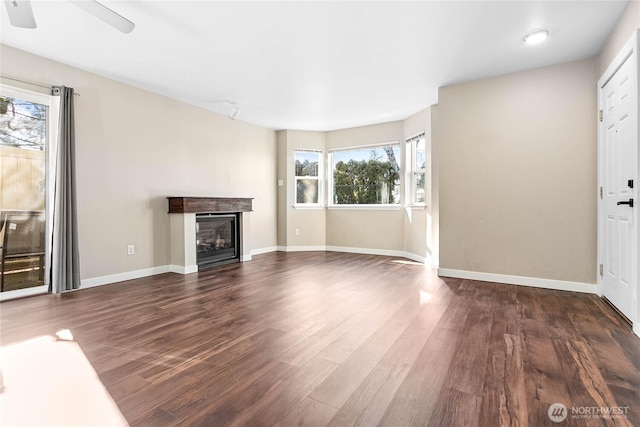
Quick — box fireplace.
[196,213,239,268]
[168,197,253,274]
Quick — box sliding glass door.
[0,86,52,297]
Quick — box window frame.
[293,148,323,207]
[406,132,426,207]
[328,141,401,208]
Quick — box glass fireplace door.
[195,213,239,268]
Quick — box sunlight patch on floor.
[419,290,432,305]
[0,332,128,426]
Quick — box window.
[329,143,400,205]
[406,132,426,204]
[294,149,322,205]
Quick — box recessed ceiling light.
[524,30,549,45]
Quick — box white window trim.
[406,132,426,207]
[328,141,401,208]
[292,204,325,210]
[294,148,324,207]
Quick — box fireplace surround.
[168,197,253,273]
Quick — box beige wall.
[325,121,403,151]
[277,129,327,248]
[276,131,288,247]
[0,44,277,280]
[326,209,404,251]
[436,58,597,284]
[598,1,640,78]
[430,106,440,267]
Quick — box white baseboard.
[78,246,275,288]
[252,246,278,255]
[81,265,171,289]
[399,252,427,264]
[634,323,640,339]
[168,264,198,275]
[437,268,598,294]
[85,249,278,284]
[279,245,328,252]
[326,245,405,258]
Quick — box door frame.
[0,84,58,301]
[597,30,640,337]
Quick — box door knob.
[617,199,634,207]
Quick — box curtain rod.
[405,132,425,143]
[0,75,80,96]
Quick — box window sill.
[327,205,402,211]
[292,204,425,211]
[292,204,325,210]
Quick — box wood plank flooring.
[1,251,639,426]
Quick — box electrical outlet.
[127,245,135,255]
[294,228,300,236]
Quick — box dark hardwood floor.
[1,251,639,426]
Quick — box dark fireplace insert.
[196,213,239,269]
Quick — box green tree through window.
[331,144,400,205]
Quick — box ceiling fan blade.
[3,0,36,29]
[68,0,135,34]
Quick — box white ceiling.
[0,1,629,131]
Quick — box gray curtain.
[50,86,80,293]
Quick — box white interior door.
[600,52,638,322]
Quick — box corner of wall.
[597,0,640,78]
[277,130,328,248]
[430,104,440,267]
[276,130,288,247]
